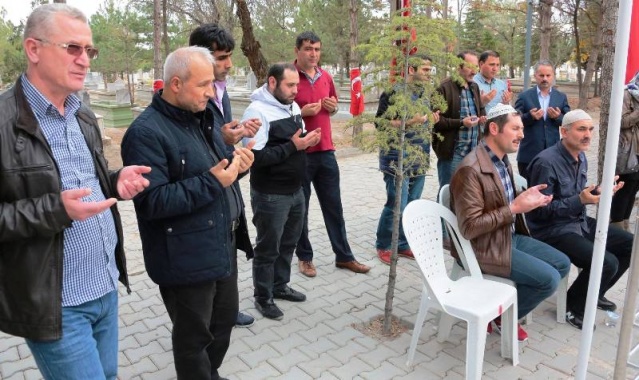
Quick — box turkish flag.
[153,79,164,94]
[626,0,639,83]
[350,68,364,116]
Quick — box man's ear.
[23,39,41,64]
[489,121,500,136]
[168,76,181,93]
[268,76,276,90]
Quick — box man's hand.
[61,188,117,221]
[547,106,561,119]
[579,185,601,205]
[220,120,245,145]
[510,184,553,214]
[233,140,255,173]
[301,102,322,117]
[613,175,625,194]
[321,96,338,114]
[433,111,440,124]
[117,165,151,200]
[478,115,487,125]
[291,129,321,150]
[480,89,497,106]
[209,158,239,187]
[462,116,479,128]
[530,108,544,120]
[242,118,262,138]
[501,90,513,104]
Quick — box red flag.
[627,0,639,83]
[350,68,364,116]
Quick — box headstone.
[107,78,126,92]
[77,90,91,105]
[115,88,131,104]
[246,72,257,92]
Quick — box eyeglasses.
[34,38,99,60]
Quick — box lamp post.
[523,0,534,89]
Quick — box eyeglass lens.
[67,44,99,59]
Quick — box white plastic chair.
[439,184,567,324]
[403,200,518,380]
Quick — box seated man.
[526,109,633,329]
[450,103,571,341]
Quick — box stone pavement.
[1,140,637,380]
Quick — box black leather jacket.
[0,76,128,341]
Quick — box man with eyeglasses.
[0,4,150,379]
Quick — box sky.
[0,0,100,25]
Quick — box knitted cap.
[562,109,592,127]
[486,103,518,120]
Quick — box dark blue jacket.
[121,93,252,286]
[515,86,570,164]
[375,89,431,176]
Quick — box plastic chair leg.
[500,302,519,365]
[437,312,456,343]
[406,286,430,367]
[465,319,488,380]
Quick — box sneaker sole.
[235,322,255,328]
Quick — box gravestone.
[77,90,91,106]
[107,78,126,92]
[115,88,131,104]
[246,72,257,92]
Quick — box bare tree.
[539,0,553,60]
[153,0,162,79]
[235,0,268,85]
[162,0,169,59]
[578,1,604,109]
[597,0,617,181]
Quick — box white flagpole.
[575,0,632,378]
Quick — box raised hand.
[233,140,256,173]
[117,165,151,200]
[209,159,239,187]
[510,184,553,214]
[220,120,245,145]
[291,129,322,150]
[480,89,497,106]
[301,102,322,117]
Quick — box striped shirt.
[21,75,119,307]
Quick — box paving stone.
[267,348,311,373]
[124,341,165,364]
[148,351,174,370]
[237,343,279,370]
[269,333,310,355]
[23,369,42,380]
[298,353,343,378]
[118,358,159,379]
[358,344,405,367]
[219,355,251,377]
[272,366,314,380]
[325,324,364,346]
[360,360,408,379]
[0,347,20,363]
[327,340,370,365]
[298,336,340,360]
[233,361,281,379]
[140,364,175,380]
[0,358,38,379]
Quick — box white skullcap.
[562,109,592,127]
[486,103,518,120]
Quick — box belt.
[231,218,240,231]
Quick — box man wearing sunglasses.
[0,4,151,380]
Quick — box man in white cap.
[450,103,571,342]
[527,109,633,330]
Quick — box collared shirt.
[537,86,553,120]
[473,73,509,112]
[483,141,515,232]
[213,80,226,116]
[299,66,322,85]
[21,74,119,307]
[455,86,479,156]
[526,141,589,241]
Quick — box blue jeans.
[376,173,425,250]
[296,151,355,262]
[436,159,453,189]
[26,291,119,380]
[450,151,466,178]
[251,188,305,301]
[509,234,571,319]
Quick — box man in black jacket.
[0,4,150,379]
[189,23,261,329]
[121,47,255,380]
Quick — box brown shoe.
[336,260,371,273]
[298,260,317,277]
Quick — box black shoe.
[254,299,284,320]
[566,311,584,330]
[235,311,255,328]
[273,286,306,302]
[597,296,617,311]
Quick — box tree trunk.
[442,0,449,19]
[153,0,163,80]
[573,0,583,99]
[578,3,604,109]
[597,0,618,183]
[539,0,553,60]
[235,0,268,86]
[350,0,362,146]
[162,0,169,60]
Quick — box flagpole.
[575,0,632,378]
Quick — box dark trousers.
[251,188,305,301]
[296,151,355,262]
[610,174,639,222]
[544,217,633,316]
[159,237,238,380]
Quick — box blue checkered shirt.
[22,75,119,307]
[455,86,480,157]
[483,141,515,232]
